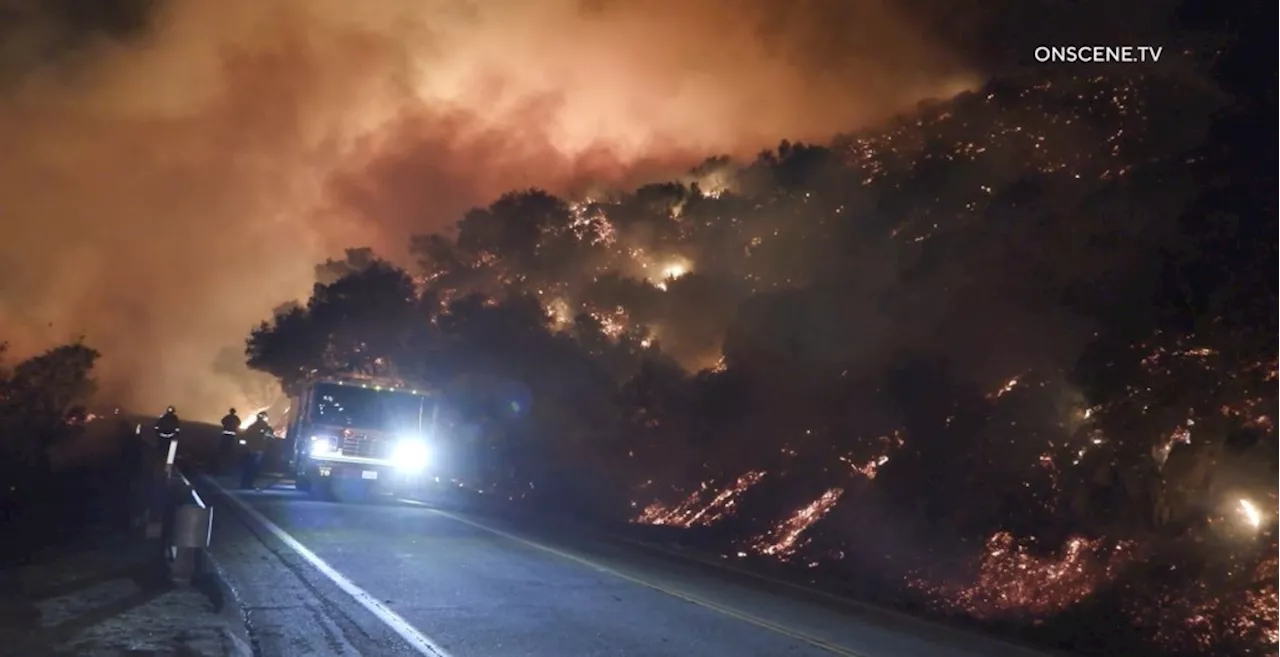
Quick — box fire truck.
[283,375,439,498]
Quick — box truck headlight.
[392,437,430,473]
[309,436,338,457]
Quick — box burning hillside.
[245,30,1277,657]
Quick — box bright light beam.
[1239,498,1262,528]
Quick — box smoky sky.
[0,0,1086,419]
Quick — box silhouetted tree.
[0,342,101,465]
[315,247,378,285]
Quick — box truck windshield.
[309,383,427,434]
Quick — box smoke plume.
[0,0,973,419]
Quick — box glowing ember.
[750,488,844,559]
[589,306,630,339]
[1134,551,1279,653]
[547,298,574,328]
[847,454,889,478]
[633,471,766,527]
[918,532,1133,619]
[987,376,1023,400]
[1153,424,1192,467]
[839,430,906,479]
[1241,597,1280,648]
[567,201,618,246]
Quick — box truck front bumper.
[305,455,422,489]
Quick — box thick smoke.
[0,0,973,419]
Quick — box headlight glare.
[392,436,430,472]
[309,436,338,457]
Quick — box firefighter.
[154,406,181,463]
[239,411,272,489]
[219,408,241,473]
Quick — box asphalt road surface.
[193,468,1060,657]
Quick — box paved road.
[194,469,1057,657]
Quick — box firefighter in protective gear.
[154,406,180,462]
[238,411,272,489]
[218,408,241,473]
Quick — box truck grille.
[340,435,388,458]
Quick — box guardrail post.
[159,467,214,586]
[170,504,213,585]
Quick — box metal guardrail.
[168,467,213,585]
[137,426,214,586]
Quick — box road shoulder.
[197,475,424,657]
[1,528,251,657]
